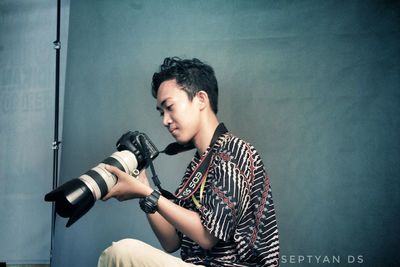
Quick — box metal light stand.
[50,0,62,265]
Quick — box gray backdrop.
[2,0,398,266]
[0,0,69,264]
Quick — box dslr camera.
[45,131,158,227]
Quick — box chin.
[175,138,188,145]
[174,135,191,145]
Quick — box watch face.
[139,191,160,214]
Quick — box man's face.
[156,79,201,144]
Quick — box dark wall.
[54,1,400,266]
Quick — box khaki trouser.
[97,239,205,267]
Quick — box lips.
[169,127,178,135]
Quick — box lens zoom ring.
[85,170,108,198]
[102,157,125,172]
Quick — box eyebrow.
[156,98,169,111]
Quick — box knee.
[99,239,147,265]
[103,238,146,256]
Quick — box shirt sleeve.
[199,157,249,242]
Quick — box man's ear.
[196,90,209,110]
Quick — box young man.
[98,57,280,266]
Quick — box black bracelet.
[139,190,161,214]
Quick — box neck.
[193,113,219,155]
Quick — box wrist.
[139,189,161,214]
[141,186,154,198]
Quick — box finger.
[102,190,113,201]
[137,171,150,185]
[105,164,124,177]
[101,181,118,201]
[138,170,146,179]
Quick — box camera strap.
[175,123,228,200]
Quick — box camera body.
[45,131,159,227]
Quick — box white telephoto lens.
[79,150,138,200]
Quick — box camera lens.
[45,150,139,227]
[79,150,138,200]
[45,131,159,227]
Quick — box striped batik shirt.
[174,132,280,267]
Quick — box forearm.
[156,196,218,250]
[102,166,218,250]
[146,212,181,253]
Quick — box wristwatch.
[139,190,161,214]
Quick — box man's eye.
[166,105,173,111]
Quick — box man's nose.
[162,112,172,127]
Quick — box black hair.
[151,57,219,114]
